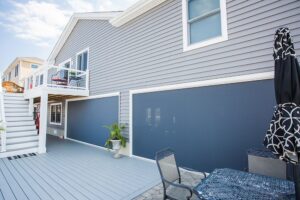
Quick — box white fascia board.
[47,12,121,64]
[110,0,168,27]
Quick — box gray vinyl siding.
[55,0,300,136]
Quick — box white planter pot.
[110,140,121,158]
[111,140,121,150]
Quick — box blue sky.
[0,0,137,71]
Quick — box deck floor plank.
[0,159,28,200]
[2,159,40,200]
[0,135,160,200]
[13,158,64,200]
[18,158,78,200]
[0,166,16,200]
[24,155,104,200]
[9,159,53,200]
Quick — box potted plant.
[104,123,126,158]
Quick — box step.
[6,141,39,151]
[4,97,28,102]
[5,104,28,108]
[7,121,35,127]
[0,147,38,158]
[6,130,38,138]
[6,116,34,122]
[6,125,36,132]
[5,108,29,113]
[5,100,28,105]
[5,112,32,117]
[4,93,24,97]
[6,135,38,144]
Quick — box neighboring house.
[4,0,299,171]
[2,57,44,86]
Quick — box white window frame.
[75,48,89,71]
[59,58,72,68]
[50,103,62,125]
[182,0,228,52]
[15,64,19,77]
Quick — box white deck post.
[38,91,48,154]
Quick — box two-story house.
[2,57,44,86]
[1,0,299,172]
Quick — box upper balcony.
[23,65,89,99]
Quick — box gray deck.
[0,135,160,200]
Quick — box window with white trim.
[76,49,88,71]
[50,103,62,125]
[60,59,71,68]
[183,0,228,51]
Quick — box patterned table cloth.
[194,168,295,200]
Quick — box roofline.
[3,57,44,74]
[47,12,121,63]
[110,0,167,27]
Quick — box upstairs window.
[182,0,228,51]
[50,103,62,125]
[76,48,88,71]
[31,64,39,69]
[15,64,19,77]
[8,72,11,81]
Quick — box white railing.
[24,65,89,93]
[0,73,7,152]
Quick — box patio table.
[194,168,295,200]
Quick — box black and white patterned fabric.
[264,27,300,164]
[264,103,300,163]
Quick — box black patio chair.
[155,148,206,200]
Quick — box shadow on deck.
[0,135,160,200]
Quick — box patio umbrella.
[264,27,300,199]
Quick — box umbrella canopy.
[264,27,300,164]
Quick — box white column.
[38,91,48,154]
[29,98,33,115]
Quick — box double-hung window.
[50,103,62,125]
[183,0,228,51]
[76,49,88,71]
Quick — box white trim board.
[64,92,120,139]
[130,72,274,95]
[128,72,274,157]
[49,102,63,126]
[65,137,107,151]
[182,0,228,51]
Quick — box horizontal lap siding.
[55,0,300,136]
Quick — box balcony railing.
[23,65,89,95]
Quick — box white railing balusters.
[0,73,7,152]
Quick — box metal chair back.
[156,148,181,188]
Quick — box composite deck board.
[0,135,160,200]
[40,151,134,194]
[9,159,53,200]
[28,155,117,200]
[0,160,28,200]
[2,159,40,200]
[17,158,78,200]
[48,147,148,190]
[0,167,16,200]
[13,158,64,200]
[16,158,89,200]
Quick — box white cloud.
[0,0,138,48]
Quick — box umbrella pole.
[293,163,300,200]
